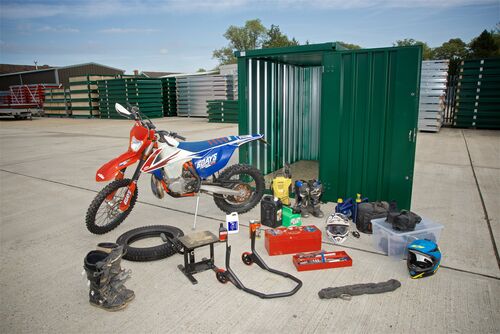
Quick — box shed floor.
[0,118,499,333]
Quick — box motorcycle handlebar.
[156,130,186,142]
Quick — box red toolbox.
[265,225,321,256]
[292,250,352,271]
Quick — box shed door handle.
[408,130,412,142]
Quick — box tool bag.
[355,201,389,234]
[387,210,422,232]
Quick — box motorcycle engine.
[165,165,199,195]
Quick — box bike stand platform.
[215,230,303,299]
[177,231,219,285]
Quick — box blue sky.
[0,0,498,73]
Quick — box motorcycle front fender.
[95,151,140,182]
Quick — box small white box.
[372,217,443,259]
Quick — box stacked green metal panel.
[207,100,238,123]
[43,87,70,117]
[69,75,116,118]
[97,78,164,119]
[454,58,500,129]
[162,77,177,116]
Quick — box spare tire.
[116,225,184,262]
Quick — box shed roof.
[0,62,124,77]
[234,42,345,66]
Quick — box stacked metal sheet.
[43,87,70,116]
[219,64,238,100]
[161,77,177,116]
[207,100,238,123]
[69,75,116,118]
[176,74,235,117]
[418,60,449,132]
[97,78,163,119]
[454,58,500,129]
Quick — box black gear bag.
[387,210,422,232]
[355,201,389,234]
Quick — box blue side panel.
[192,145,237,179]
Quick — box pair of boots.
[83,243,135,311]
[294,179,324,218]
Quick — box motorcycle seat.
[178,136,238,153]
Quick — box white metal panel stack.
[418,60,449,132]
[219,64,238,100]
[176,73,235,117]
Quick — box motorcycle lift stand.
[177,230,220,285]
[215,230,303,299]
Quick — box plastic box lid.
[372,217,443,236]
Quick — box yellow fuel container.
[271,176,293,206]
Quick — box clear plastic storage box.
[371,217,444,259]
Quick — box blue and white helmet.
[407,239,441,279]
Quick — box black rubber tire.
[116,225,184,262]
[213,164,265,214]
[216,270,228,284]
[242,252,253,266]
[86,178,138,235]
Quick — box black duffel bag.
[355,201,389,234]
[387,210,422,232]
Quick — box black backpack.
[355,201,389,234]
[387,210,422,232]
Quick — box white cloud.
[38,26,80,33]
[1,0,495,19]
[100,28,159,34]
[160,48,168,54]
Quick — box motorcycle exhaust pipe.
[199,185,241,196]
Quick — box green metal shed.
[236,42,422,209]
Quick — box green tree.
[213,19,300,65]
[433,38,469,75]
[336,41,362,50]
[469,29,499,58]
[393,38,433,60]
[197,68,207,73]
[262,25,299,48]
[213,19,267,65]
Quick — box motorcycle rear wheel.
[213,164,264,214]
[86,178,138,235]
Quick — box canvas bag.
[355,201,390,234]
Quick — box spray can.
[219,223,228,242]
[249,220,262,239]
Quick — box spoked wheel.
[86,178,138,235]
[213,164,265,214]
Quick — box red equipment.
[265,225,322,256]
[292,250,352,271]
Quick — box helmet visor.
[407,250,434,272]
[326,224,348,237]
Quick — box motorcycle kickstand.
[192,194,200,230]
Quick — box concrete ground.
[0,117,499,334]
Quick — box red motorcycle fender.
[95,151,140,182]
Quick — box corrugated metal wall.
[320,47,421,209]
[238,45,422,209]
[246,59,321,174]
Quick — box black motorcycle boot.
[293,180,310,218]
[96,243,135,303]
[84,250,129,311]
[307,180,324,218]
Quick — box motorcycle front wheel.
[213,164,265,214]
[85,178,138,235]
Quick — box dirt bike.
[85,103,266,234]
